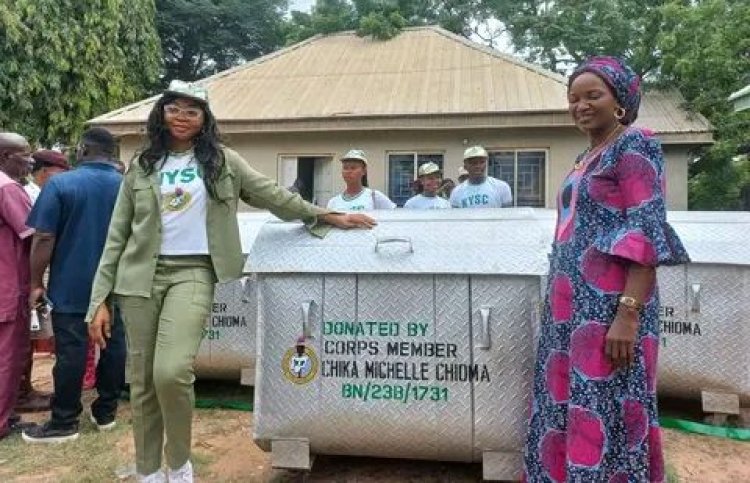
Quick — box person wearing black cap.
[15,150,68,414]
[22,127,127,445]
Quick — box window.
[487,150,546,207]
[387,152,444,206]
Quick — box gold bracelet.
[618,295,643,312]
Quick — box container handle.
[690,282,701,313]
[374,236,413,253]
[477,305,492,350]
[301,300,314,338]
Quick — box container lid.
[245,209,551,275]
[242,208,750,274]
[667,211,750,266]
[237,212,273,254]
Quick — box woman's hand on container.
[605,309,639,368]
[89,303,112,350]
[322,213,377,229]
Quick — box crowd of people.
[322,145,514,211]
[0,55,689,483]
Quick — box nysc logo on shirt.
[163,187,192,213]
[161,167,200,213]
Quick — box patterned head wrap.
[569,56,642,125]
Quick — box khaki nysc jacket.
[85,147,329,322]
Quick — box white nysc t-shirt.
[158,151,209,254]
[327,188,396,211]
[403,194,451,210]
[449,177,513,208]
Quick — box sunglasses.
[164,104,203,120]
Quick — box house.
[89,26,713,209]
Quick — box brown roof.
[90,26,712,143]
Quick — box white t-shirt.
[159,151,209,254]
[449,177,513,208]
[327,188,396,211]
[24,181,40,204]
[403,194,451,210]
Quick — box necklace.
[574,124,625,170]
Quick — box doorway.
[279,155,334,207]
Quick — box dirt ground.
[1,357,748,482]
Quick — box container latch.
[478,305,492,350]
[301,300,314,338]
[690,282,701,313]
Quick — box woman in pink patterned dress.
[523,57,690,482]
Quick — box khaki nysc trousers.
[117,256,215,475]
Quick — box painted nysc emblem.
[282,337,319,385]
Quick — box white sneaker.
[167,460,193,483]
[89,413,116,432]
[137,469,166,483]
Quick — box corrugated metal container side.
[245,209,749,479]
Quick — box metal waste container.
[532,210,750,407]
[249,209,549,480]
[194,212,268,384]
[655,212,750,406]
[200,209,750,414]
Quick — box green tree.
[485,0,667,76]
[284,0,485,44]
[658,0,750,210]
[156,0,288,82]
[0,0,162,145]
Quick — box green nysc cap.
[463,145,488,160]
[341,149,368,165]
[164,80,209,105]
[417,162,441,177]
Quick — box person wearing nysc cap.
[404,162,451,209]
[449,145,513,209]
[84,80,375,482]
[327,149,396,211]
[24,150,69,203]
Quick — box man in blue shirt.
[23,128,126,443]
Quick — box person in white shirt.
[404,162,451,210]
[23,150,69,203]
[450,146,513,208]
[327,149,396,211]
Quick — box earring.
[615,107,626,120]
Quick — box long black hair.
[138,93,224,199]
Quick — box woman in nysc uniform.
[86,81,374,483]
[326,149,396,211]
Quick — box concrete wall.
[662,145,691,210]
[118,128,691,210]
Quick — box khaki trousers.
[118,256,215,474]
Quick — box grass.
[666,463,680,483]
[0,422,131,482]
